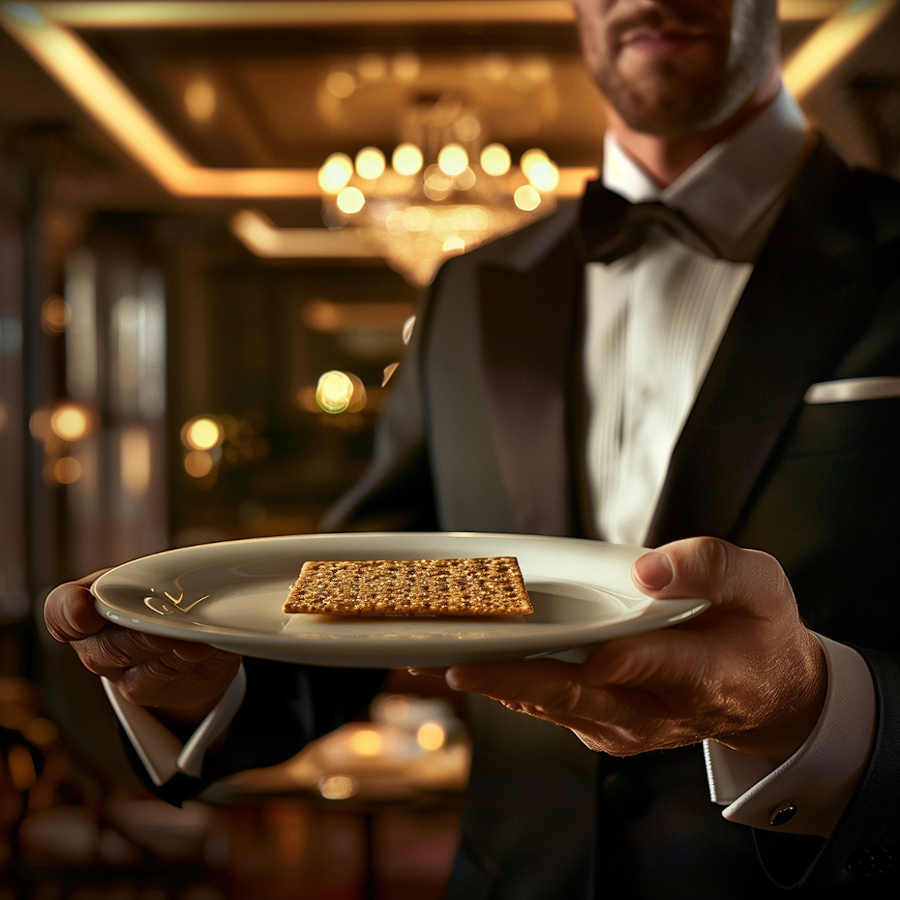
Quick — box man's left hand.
[439,537,827,763]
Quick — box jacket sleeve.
[754,648,900,891]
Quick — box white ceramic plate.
[91,533,709,667]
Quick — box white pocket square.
[804,376,900,404]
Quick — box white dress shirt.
[590,86,875,837]
[105,85,875,841]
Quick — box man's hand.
[44,572,242,732]
[441,538,827,763]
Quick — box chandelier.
[317,93,560,286]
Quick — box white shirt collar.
[602,86,811,261]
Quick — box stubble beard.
[587,1,779,137]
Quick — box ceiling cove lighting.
[0,0,864,277]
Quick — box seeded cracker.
[284,557,533,617]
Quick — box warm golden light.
[350,728,384,757]
[184,449,214,478]
[317,152,354,194]
[120,425,152,495]
[22,717,58,747]
[455,167,476,190]
[392,51,421,81]
[355,146,386,180]
[316,370,354,413]
[325,70,356,98]
[527,158,560,192]
[416,721,447,751]
[442,235,466,253]
[319,774,359,800]
[41,295,69,334]
[53,456,82,485]
[182,416,222,450]
[379,694,411,721]
[358,53,387,81]
[184,77,216,123]
[438,143,469,177]
[336,186,365,214]
[514,184,541,211]
[50,403,92,442]
[520,148,549,180]
[480,143,511,176]
[403,206,432,232]
[392,142,423,176]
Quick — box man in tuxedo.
[44,0,900,896]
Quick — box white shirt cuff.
[102,663,247,787]
[704,635,875,837]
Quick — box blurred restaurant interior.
[1,0,899,897]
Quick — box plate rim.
[91,532,710,666]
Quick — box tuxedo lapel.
[478,228,583,536]
[647,143,892,546]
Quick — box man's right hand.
[44,572,242,733]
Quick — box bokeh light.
[317,153,354,194]
[355,147,386,180]
[438,144,469,177]
[181,416,223,451]
[350,728,384,757]
[480,143,511,177]
[527,158,560,191]
[325,71,356,99]
[316,371,355,413]
[392,143,424,176]
[514,184,541,211]
[416,721,447,751]
[319,774,359,800]
[336,186,366,214]
[41,295,69,334]
[184,78,216,123]
[184,449,214,478]
[50,403,93,442]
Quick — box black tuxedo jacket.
[190,142,900,898]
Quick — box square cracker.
[284,557,533,617]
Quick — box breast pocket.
[785,393,900,456]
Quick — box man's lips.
[619,26,709,57]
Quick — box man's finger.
[632,537,790,613]
[74,628,214,676]
[445,658,607,717]
[44,571,111,643]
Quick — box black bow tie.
[577,179,719,263]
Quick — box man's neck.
[606,68,782,188]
